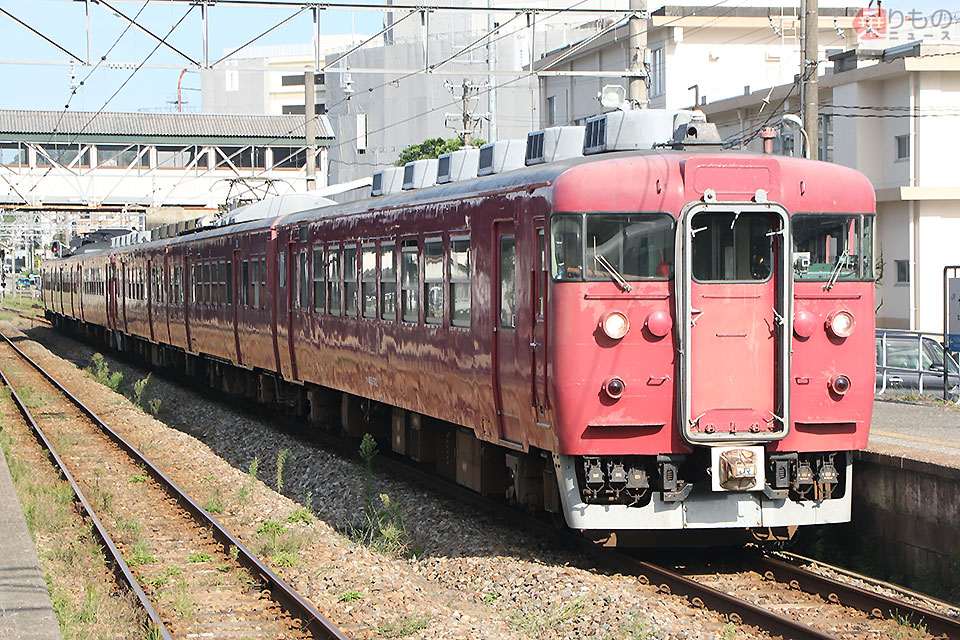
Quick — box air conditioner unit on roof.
[525,126,585,165]
[436,148,480,184]
[583,109,698,154]
[402,159,439,190]
[371,167,404,197]
[477,139,525,176]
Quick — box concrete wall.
[852,450,960,595]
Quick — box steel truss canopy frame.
[105,1,626,13]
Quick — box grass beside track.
[0,386,148,639]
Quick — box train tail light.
[599,311,630,340]
[603,376,625,399]
[826,310,855,338]
[829,374,851,396]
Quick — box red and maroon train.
[42,115,876,543]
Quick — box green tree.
[394,137,485,167]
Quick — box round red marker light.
[829,374,852,396]
[826,310,856,338]
[645,310,672,338]
[603,376,625,399]
[600,311,630,340]
[794,310,816,339]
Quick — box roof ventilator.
[477,139,526,176]
[583,109,697,154]
[436,148,480,184]
[402,159,439,190]
[525,126,585,165]
[662,113,724,150]
[371,167,404,197]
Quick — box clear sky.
[0,0,955,114]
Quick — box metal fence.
[875,328,960,402]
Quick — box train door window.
[312,247,325,313]
[691,212,773,282]
[327,247,341,316]
[536,229,547,318]
[449,237,470,327]
[225,261,233,305]
[500,236,516,329]
[361,244,377,319]
[344,245,358,317]
[259,258,267,309]
[251,260,261,308]
[424,238,443,325]
[380,242,396,321]
[193,264,200,303]
[299,250,308,310]
[291,251,300,310]
[278,251,285,289]
[401,239,419,323]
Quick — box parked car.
[15,276,31,290]
[876,331,960,399]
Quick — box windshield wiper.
[823,250,849,291]
[595,254,632,292]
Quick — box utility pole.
[802,0,819,158]
[628,0,648,108]
[444,79,483,145]
[304,66,317,191]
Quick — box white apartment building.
[700,43,960,332]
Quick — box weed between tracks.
[507,596,586,637]
[376,614,431,638]
[87,353,162,415]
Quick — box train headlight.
[829,374,852,396]
[603,376,625,399]
[826,310,855,338]
[600,311,630,340]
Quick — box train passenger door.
[232,249,242,365]
[286,238,300,380]
[531,220,549,423]
[676,202,792,444]
[147,259,155,342]
[493,220,524,447]
[108,260,118,331]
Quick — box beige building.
[700,43,960,332]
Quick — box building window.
[157,146,207,169]
[36,144,90,168]
[271,146,306,169]
[218,146,265,169]
[449,237,470,327]
[896,259,910,284]
[424,238,443,325]
[0,143,27,167]
[281,74,305,86]
[649,47,665,98]
[380,242,396,321]
[546,96,557,127]
[361,244,377,318]
[98,145,148,168]
[896,134,910,161]
[818,114,833,163]
[281,104,326,115]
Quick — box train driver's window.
[691,212,773,282]
[585,213,674,280]
[327,247,342,316]
[424,238,443,325]
[500,236,516,329]
[792,214,874,282]
[380,242,396,321]
[361,244,377,318]
[450,237,470,327]
[401,240,420,323]
[344,245,359,317]
[551,215,583,280]
[312,247,325,313]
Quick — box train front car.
[547,152,875,542]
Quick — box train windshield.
[792,214,874,282]
[551,213,674,281]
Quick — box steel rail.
[0,330,350,640]
[756,553,960,639]
[0,340,172,639]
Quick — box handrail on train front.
[875,328,960,403]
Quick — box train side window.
[312,247,325,313]
[500,236,516,329]
[251,260,261,308]
[259,258,267,308]
[551,215,583,280]
[401,240,419,323]
[278,251,285,289]
[380,242,396,321]
[344,245,358,317]
[327,247,341,316]
[299,250,308,310]
[361,244,377,319]
[450,237,470,327]
[424,238,443,325]
[225,260,233,305]
[193,264,200,304]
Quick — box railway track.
[0,329,349,640]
